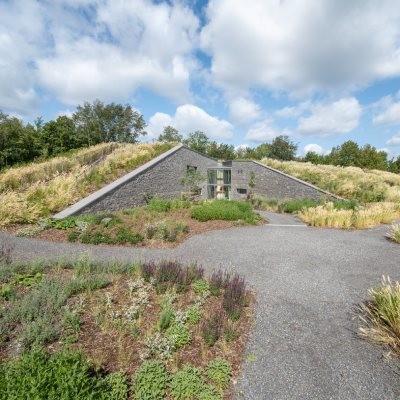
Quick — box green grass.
[191,200,259,224]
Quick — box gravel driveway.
[1,212,400,399]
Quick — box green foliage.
[146,220,189,242]
[115,228,144,245]
[269,135,298,161]
[0,348,128,399]
[206,358,232,389]
[193,279,210,294]
[133,360,168,400]
[169,365,221,400]
[159,307,175,331]
[12,272,42,287]
[183,131,210,154]
[191,200,258,224]
[186,304,202,326]
[278,198,319,213]
[146,197,173,212]
[167,323,192,349]
[158,126,182,143]
[0,283,15,300]
[224,321,239,342]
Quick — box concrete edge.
[249,160,342,200]
[53,143,184,219]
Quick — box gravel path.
[1,215,400,399]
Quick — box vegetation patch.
[191,200,260,224]
[0,259,254,399]
[387,224,400,244]
[358,277,400,357]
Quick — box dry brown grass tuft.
[0,142,172,226]
[387,224,400,244]
[359,277,400,356]
[298,202,400,229]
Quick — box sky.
[1,0,400,157]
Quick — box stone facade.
[230,160,335,201]
[76,145,216,214]
[54,144,337,218]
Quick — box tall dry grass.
[0,142,172,226]
[260,159,400,203]
[299,202,400,229]
[387,224,400,244]
[359,277,400,355]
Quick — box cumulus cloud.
[201,0,400,96]
[298,97,362,137]
[245,119,282,142]
[147,104,234,139]
[303,143,325,155]
[386,133,400,146]
[0,0,199,113]
[373,92,400,125]
[228,97,261,124]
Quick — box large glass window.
[207,168,231,199]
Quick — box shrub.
[209,270,224,296]
[141,261,157,282]
[133,360,168,400]
[115,228,144,245]
[191,200,259,224]
[68,231,80,242]
[223,274,246,320]
[167,323,192,349]
[359,276,400,354]
[0,348,127,399]
[159,307,175,331]
[0,283,15,301]
[202,313,223,347]
[387,224,400,244]
[206,358,232,389]
[193,279,210,294]
[186,304,202,326]
[169,365,204,400]
[81,231,115,245]
[278,198,319,213]
[146,197,172,212]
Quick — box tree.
[358,144,388,170]
[207,141,236,159]
[388,156,400,173]
[73,100,147,146]
[183,131,210,154]
[158,126,182,143]
[253,143,271,160]
[268,135,297,160]
[329,141,361,167]
[41,116,77,156]
[304,151,326,165]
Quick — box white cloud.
[245,119,282,142]
[386,132,400,146]
[228,97,261,124]
[373,99,400,125]
[275,101,311,118]
[298,97,362,137]
[201,0,400,96]
[147,104,234,140]
[303,144,325,155]
[0,0,199,113]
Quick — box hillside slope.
[260,158,400,203]
[0,142,173,226]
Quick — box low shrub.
[115,228,144,245]
[359,276,400,355]
[206,358,232,389]
[202,313,223,347]
[159,307,175,331]
[186,304,202,326]
[167,323,192,349]
[146,197,173,212]
[133,360,168,400]
[193,279,210,295]
[191,200,259,224]
[278,198,319,213]
[0,348,128,399]
[223,274,246,321]
[387,224,400,244]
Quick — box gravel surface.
[1,214,400,399]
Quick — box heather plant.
[202,313,223,347]
[141,261,157,282]
[133,360,169,400]
[206,358,232,389]
[209,270,224,296]
[223,274,246,320]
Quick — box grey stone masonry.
[54,144,338,219]
[54,144,216,218]
[230,160,339,201]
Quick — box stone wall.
[77,146,217,214]
[230,160,336,201]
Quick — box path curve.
[1,214,400,399]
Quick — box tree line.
[1,100,399,173]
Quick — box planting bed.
[0,258,255,399]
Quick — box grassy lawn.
[0,256,254,399]
[13,198,263,247]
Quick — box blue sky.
[1,0,400,157]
